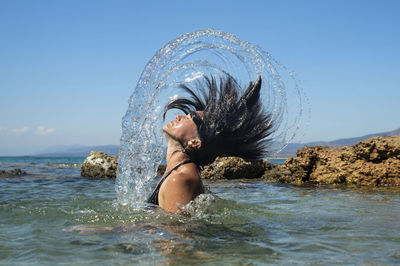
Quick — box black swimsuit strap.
[147,160,194,205]
[162,159,194,181]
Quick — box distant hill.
[33,145,119,157]
[32,127,400,158]
[276,127,400,157]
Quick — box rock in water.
[0,168,27,178]
[81,151,118,179]
[80,151,167,179]
[201,156,267,179]
[263,136,400,186]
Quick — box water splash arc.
[116,29,306,205]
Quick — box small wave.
[178,193,252,226]
[178,193,217,219]
[75,209,97,215]
[47,163,81,168]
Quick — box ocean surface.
[1,156,400,265]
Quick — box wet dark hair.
[163,75,274,166]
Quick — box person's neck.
[165,136,191,172]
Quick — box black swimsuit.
[147,160,194,205]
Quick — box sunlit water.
[1,157,400,265]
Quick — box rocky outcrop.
[201,156,267,179]
[263,136,400,186]
[0,168,27,178]
[81,136,400,186]
[81,151,118,179]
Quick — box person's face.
[163,113,200,146]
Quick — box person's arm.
[160,173,202,213]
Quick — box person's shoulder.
[172,171,200,185]
[169,167,200,186]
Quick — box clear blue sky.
[1,0,399,155]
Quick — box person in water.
[148,75,274,213]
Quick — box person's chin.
[164,129,182,143]
[162,124,170,132]
[163,127,174,138]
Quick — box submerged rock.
[0,168,27,178]
[263,136,400,186]
[81,151,118,179]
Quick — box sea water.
[1,156,400,265]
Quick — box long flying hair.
[163,75,274,166]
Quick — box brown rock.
[201,156,267,180]
[81,151,118,179]
[262,162,294,184]
[264,136,400,186]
